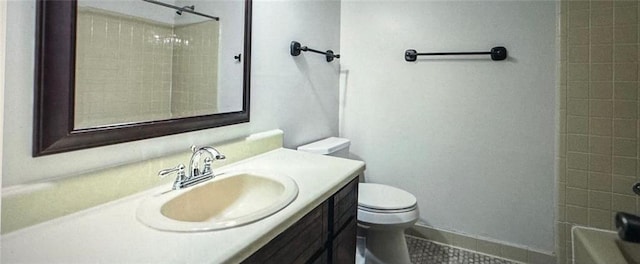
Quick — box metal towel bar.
[290,41,340,62]
[404,46,507,61]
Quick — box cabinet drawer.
[333,177,358,233]
[243,202,329,264]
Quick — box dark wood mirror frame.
[33,0,251,156]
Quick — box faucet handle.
[158,164,186,179]
[159,164,186,190]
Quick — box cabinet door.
[333,178,358,233]
[310,249,329,264]
[331,177,358,264]
[242,202,329,264]
[332,218,357,264]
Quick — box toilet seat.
[357,183,419,225]
[358,183,417,210]
[358,205,419,225]
[358,204,417,214]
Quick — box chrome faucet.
[158,145,226,190]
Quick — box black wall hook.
[405,46,508,62]
[290,41,340,62]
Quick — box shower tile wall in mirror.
[74,0,241,129]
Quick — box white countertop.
[1,148,365,263]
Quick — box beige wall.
[558,1,640,263]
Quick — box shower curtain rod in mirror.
[142,0,220,21]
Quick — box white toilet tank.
[297,137,350,158]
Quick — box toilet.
[298,137,419,264]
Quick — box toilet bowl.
[297,137,419,264]
[357,183,419,264]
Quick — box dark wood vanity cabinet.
[243,177,359,264]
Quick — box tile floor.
[406,235,518,264]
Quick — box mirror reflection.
[74,0,244,129]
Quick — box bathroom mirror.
[33,0,251,156]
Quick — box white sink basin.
[136,171,298,232]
